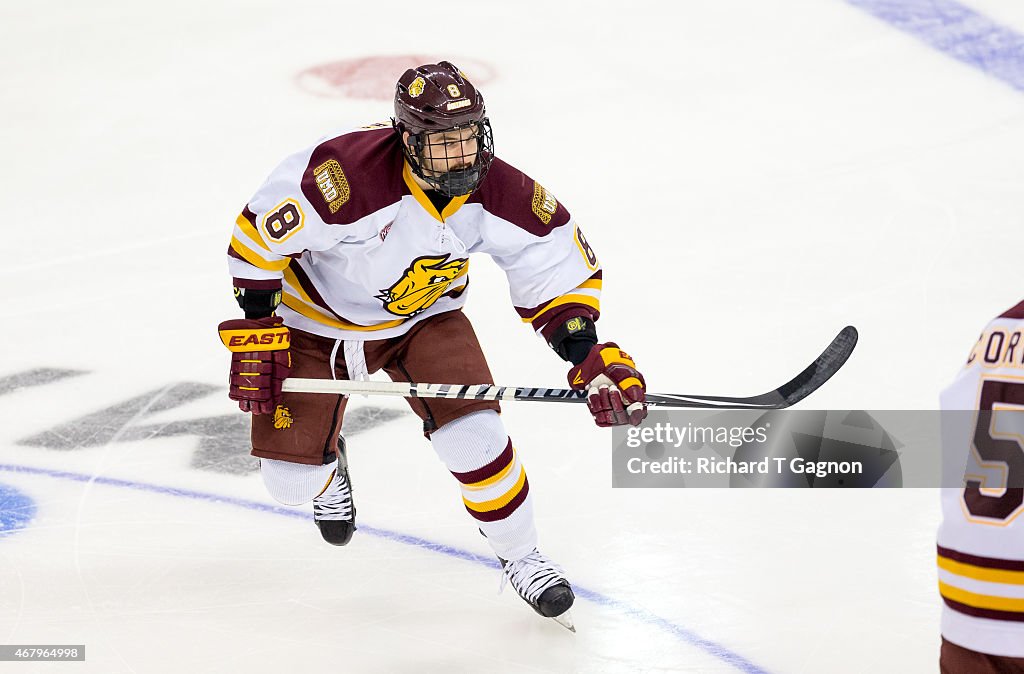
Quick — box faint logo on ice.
[1,368,405,475]
[295,55,496,100]
[0,483,36,538]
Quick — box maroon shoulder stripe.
[999,300,1024,320]
[938,545,1024,572]
[450,439,513,485]
[465,477,530,523]
[467,158,572,237]
[299,127,407,226]
[942,596,1024,623]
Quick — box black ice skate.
[499,549,576,632]
[313,436,356,546]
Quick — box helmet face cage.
[401,118,494,197]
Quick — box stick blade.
[772,325,858,407]
[645,325,859,409]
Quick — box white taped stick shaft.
[281,378,517,401]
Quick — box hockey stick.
[281,326,857,410]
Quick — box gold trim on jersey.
[402,162,471,223]
[281,291,406,332]
[235,213,271,252]
[230,236,290,271]
[939,580,1024,613]
[938,555,1024,585]
[520,293,601,323]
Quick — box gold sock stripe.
[463,466,527,513]
[462,453,518,491]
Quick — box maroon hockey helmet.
[393,61,494,197]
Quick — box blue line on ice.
[0,482,36,536]
[846,0,1024,92]
[0,462,771,674]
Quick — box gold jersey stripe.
[938,580,1024,612]
[462,453,518,492]
[938,555,1024,586]
[578,278,603,291]
[283,266,316,306]
[235,213,271,252]
[281,292,406,332]
[230,236,290,272]
[463,466,527,513]
[520,293,601,323]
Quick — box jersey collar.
[403,162,471,223]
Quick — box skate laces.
[499,549,566,604]
[313,470,352,521]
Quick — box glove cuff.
[218,317,291,352]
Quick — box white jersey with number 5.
[937,300,1024,657]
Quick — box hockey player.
[217,61,648,628]
[937,300,1024,672]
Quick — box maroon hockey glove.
[567,343,647,427]
[217,316,291,415]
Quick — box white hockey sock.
[429,410,538,561]
[260,457,336,506]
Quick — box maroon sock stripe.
[464,477,530,523]
[942,596,1024,623]
[938,545,1024,572]
[449,439,513,485]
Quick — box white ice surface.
[3,0,1024,671]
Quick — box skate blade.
[552,611,576,633]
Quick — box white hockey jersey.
[937,300,1024,657]
[227,124,602,342]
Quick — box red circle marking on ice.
[295,56,496,100]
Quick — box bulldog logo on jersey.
[376,254,469,317]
